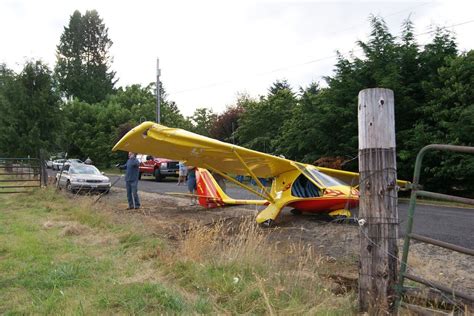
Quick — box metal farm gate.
[396,144,474,312]
[0,158,46,194]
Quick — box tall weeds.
[170,216,355,313]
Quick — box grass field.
[0,188,356,314]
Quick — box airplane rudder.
[196,168,221,208]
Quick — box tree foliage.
[0,61,61,157]
[209,104,243,143]
[55,10,116,103]
[1,13,472,195]
[236,80,297,153]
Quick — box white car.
[46,159,54,169]
[56,164,111,193]
[67,159,83,164]
[52,159,67,170]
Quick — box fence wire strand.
[354,169,467,312]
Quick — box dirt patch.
[43,220,89,236]
[60,223,89,236]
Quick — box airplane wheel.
[260,219,274,228]
[333,215,347,223]
[331,215,356,224]
[290,209,302,216]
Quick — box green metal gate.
[396,144,474,309]
[0,158,45,193]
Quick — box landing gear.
[328,209,356,224]
[260,219,275,228]
[290,209,302,216]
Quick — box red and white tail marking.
[196,169,225,208]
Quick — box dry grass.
[164,216,355,314]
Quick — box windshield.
[70,165,100,175]
[307,168,345,187]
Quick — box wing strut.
[203,164,273,202]
[232,149,273,201]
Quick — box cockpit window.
[291,162,345,189]
[307,168,345,187]
[291,174,320,198]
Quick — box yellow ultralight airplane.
[113,122,407,226]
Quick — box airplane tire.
[290,209,302,216]
[331,215,353,224]
[260,219,274,228]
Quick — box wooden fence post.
[358,88,399,313]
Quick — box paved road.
[50,170,474,249]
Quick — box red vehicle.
[137,154,179,181]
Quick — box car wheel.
[66,181,73,192]
[154,169,163,182]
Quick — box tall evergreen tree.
[236,80,297,153]
[55,10,116,103]
[0,61,61,157]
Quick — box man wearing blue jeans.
[124,152,140,209]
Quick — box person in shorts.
[187,166,197,205]
[178,161,188,185]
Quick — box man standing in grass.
[123,152,140,210]
[187,166,197,206]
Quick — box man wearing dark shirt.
[123,152,140,209]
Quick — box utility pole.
[156,58,161,123]
[358,88,399,314]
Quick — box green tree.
[237,80,297,153]
[275,83,324,161]
[189,108,217,137]
[0,61,61,157]
[111,83,190,128]
[55,10,116,103]
[414,51,474,194]
[0,64,17,156]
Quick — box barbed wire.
[352,169,466,311]
[357,224,465,312]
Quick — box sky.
[1,0,473,116]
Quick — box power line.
[169,18,474,96]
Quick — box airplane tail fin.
[196,168,229,208]
[195,168,268,208]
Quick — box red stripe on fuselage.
[289,197,359,213]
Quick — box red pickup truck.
[137,154,180,182]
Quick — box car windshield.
[306,167,345,187]
[70,165,100,175]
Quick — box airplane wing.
[112,121,295,178]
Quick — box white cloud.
[1,0,473,116]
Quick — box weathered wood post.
[358,88,399,313]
